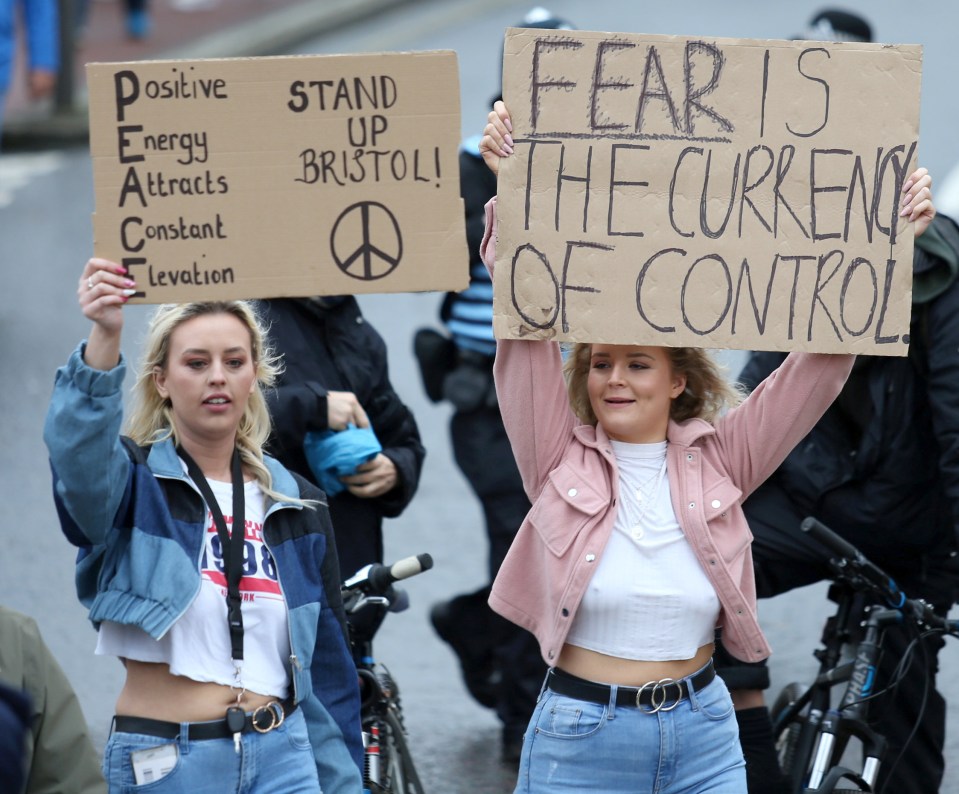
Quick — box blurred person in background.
[0,0,57,145]
[0,605,106,794]
[259,296,425,580]
[75,0,150,41]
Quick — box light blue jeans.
[515,666,746,793]
[102,708,322,793]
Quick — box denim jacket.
[480,198,855,664]
[44,344,363,793]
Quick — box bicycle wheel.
[382,706,425,794]
[772,682,807,784]
[773,684,867,793]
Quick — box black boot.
[429,592,499,708]
[736,706,789,794]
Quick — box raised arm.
[43,259,138,544]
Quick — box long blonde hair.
[125,301,304,505]
[563,343,743,426]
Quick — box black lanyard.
[179,446,246,663]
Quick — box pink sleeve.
[714,351,855,497]
[481,198,579,500]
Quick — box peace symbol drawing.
[330,201,403,281]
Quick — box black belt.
[113,698,297,740]
[547,661,716,713]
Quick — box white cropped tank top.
[565,440,720,661]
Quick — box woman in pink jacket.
[479,101,935,793]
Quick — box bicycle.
[341,553,433,794]
[771,517,959,793]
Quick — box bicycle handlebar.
[801,517,905,607]
[368,553,434,592]
[342,553,434,596]
[802,517,959,636]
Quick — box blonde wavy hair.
[563,343,743,426]
[125,301,306,505]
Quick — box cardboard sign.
[494,29,923,355]
[87,52,469,303]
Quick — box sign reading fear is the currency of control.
[86,52,468,302]
[494,27,923,355]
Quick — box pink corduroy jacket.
[481,198,855,664]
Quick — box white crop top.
[96,473,292,698]
[565,440,720,661]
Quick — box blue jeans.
[516,666,746,793]
[102,708,322,793]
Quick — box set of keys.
[227,703,246,753]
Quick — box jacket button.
[711,499,721,509]
[687,453,693,461]
[562,608,569,617]
[688,502,695,509]
[548,650,555,660]
[710,559,717,565]
[568,488,578,497]
[586,553,596,562]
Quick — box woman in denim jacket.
[44,258,363,793]
[479,102,934,793]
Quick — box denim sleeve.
[43,342,132,544]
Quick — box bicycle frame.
[773,518,958,794]
[778,587,901,792]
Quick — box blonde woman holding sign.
[479,100,934,793]
[43,261,363,793]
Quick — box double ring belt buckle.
[251,701,286,734]
[636,677,683,714]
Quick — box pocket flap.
[528,463,607,556]
[702,479,743,521]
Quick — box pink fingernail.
[114,265,127,274]
[502,145,513,155]
[505,117,513,133]
[124,279,136,287]
[505,134,514,147]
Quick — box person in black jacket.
[260,296,425,578]
[716,209,959,794]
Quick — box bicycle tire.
[383,706,425,794]
[772,682,807,782]
[772,686,871,793]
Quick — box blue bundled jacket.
[43,343,363,793]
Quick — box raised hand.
[901,167,935,237]
[479,100,514,177]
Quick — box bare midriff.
[556,642,715,686]
[115,660,285,722]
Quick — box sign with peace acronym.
[494,28,923,354]
[87,51,469,303]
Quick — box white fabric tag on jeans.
[131,744,178,784]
